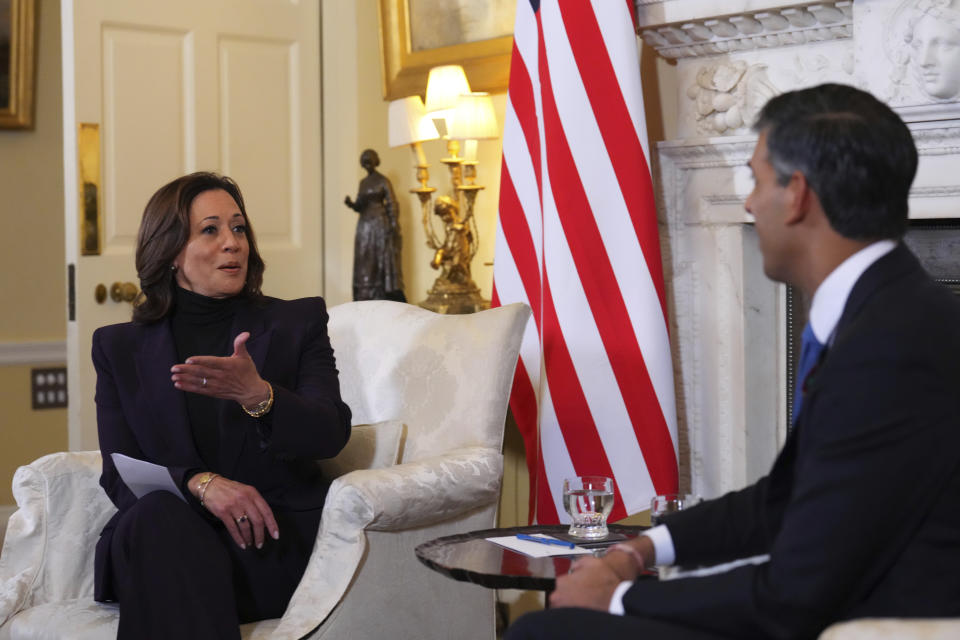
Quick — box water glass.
[650,493,701,525]
[562,476,614,539]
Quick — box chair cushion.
[316,420,405,478]
[328,301,530,463]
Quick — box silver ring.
[202,377,207,387]
[236,514,248,524]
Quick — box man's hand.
[549,556,624,610]
[549,536,654,610]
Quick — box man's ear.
[783,170,811,225]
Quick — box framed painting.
[378,0,514,100]
[0,0,36,129]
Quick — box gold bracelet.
[197,472,220,508]
[242,382,274,418]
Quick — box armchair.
[818,619,960,639]
[0,300,530,640]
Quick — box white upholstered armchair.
[0,300,530,640]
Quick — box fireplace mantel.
[641,0,960,497]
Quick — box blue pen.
[516,533,576,549]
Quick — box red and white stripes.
[493,0,678,523]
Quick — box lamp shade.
[448,92,499,140]
[388,96,439,147]
[424,65,471,123]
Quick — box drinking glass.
[562,476,614,539]
[650,493,701,525]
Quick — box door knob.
[110,282,139,303]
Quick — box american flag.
[492,0,678,523]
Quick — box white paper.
[110,453,187,502]
[486,534,593,558]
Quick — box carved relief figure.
[344,149,406,302]
[888,0,960,101]
[686,61,778,134]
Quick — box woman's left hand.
[171,331,270,408]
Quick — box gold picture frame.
[378,0,512,100]
[0,0,36,129]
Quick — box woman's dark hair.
[132,172,266,324]
[753,83,918,241]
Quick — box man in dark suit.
[507,84,960,639]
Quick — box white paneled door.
[62,0,322,451]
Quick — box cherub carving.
[686,61,778,134]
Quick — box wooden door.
[63,0,322,450]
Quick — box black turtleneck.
[170,286,241,471]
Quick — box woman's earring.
[170,264,178,272]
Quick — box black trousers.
[505,607,735,640]
[108,491,318,640]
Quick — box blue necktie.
[792,323,826,424]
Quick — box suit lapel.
[135,319,199,462]
[834,243,918,343]
[237,302,272,374]
[219,301,272,476]
[802,244,919,411]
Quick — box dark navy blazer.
[91,295,352,602]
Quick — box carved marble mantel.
[638,0,960,498]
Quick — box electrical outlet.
[32,367,68,410]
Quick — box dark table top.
[415,524,650,591]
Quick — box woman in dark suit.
[92,172,352,639]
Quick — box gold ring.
[236,514,248,524]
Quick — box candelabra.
[388,65,498,314]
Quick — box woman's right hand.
[189,473,279,550]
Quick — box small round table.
[414,524,651,592]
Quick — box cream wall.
[0,0,66,506]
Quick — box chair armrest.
[0,451,114,627]
[328,446,503,531]
[272,445,503,639]
[819,619,960,640]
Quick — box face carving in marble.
[903,0,960,100]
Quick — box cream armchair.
[0,301,530,640]
[818,619,960,639]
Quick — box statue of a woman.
[344,149,406,301]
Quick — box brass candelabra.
[413,140,489,314]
